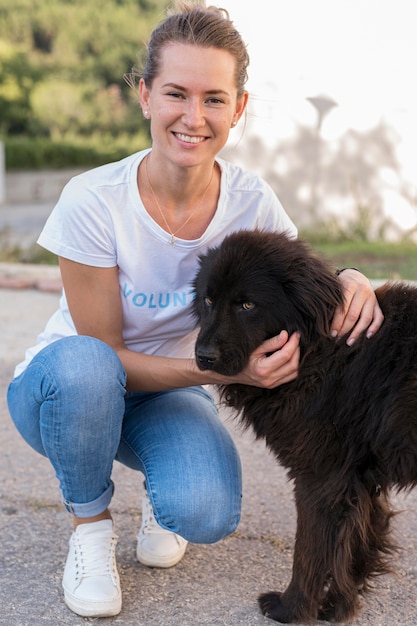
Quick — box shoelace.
[74,533,118,578]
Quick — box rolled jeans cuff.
[63,480,115,517]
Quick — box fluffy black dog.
[192,229,417,624]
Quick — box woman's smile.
[174,132,207,144]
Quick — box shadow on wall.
[222,118,416,241]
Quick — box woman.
[7,0,384,618]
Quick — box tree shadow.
[222,116,415,240]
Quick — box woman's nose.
[183,99,205,128]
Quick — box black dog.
[192,229,417,624]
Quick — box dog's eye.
[242,302,255,311]
[204,296,213,307]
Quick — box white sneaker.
[62,519,122,617]
[136,489,188,568]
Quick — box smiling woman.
[137,42,248,240]
[6,0,383,621]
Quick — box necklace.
[144,155,215,245]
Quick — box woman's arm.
[59,258,300,392]
[59,257,205,391]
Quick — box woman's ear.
[234,90,249,123]
[139,78,151,118]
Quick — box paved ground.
[1,198,417,625]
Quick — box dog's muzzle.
[195,349,218,371]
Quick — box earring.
[144,110,150,118]
[231,120,237,127]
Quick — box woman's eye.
[242,302,254,311]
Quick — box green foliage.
[4,131,150,169]
[0,0,168,167]
[0,39,41,134]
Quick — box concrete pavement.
[1,194,417,624]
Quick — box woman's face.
[139,43,248,169]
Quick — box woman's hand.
[331,269,384,345]
[231,331,300,389]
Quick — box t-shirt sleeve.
[256,179,298,238]
[37,176,118,267]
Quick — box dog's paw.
[258,591,296,623]
[317,577,363,623]
[318,596,359,623]
[317,605,336,622]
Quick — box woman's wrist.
[335,267,360,276]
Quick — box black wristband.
[335,267,360,276]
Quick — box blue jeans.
[7,336,242,543]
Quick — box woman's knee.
[151,478,242,544]
[8,336,126,455]
[39,336,126,393]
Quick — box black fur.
[192,229,417,623]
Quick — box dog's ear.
[280,240,344,342]
[191,246,219,324]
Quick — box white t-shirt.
[14,149,297,377]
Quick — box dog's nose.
[196,353,218,370]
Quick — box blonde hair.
[127,1,249,97]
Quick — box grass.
[0,227,58,264]
[306,239,417,281]
[1,224,417,281]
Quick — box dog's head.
[192,229,343,376]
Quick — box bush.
[3,132,150,169]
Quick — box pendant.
[170,234,175,245]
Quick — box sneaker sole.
[136,544,187,568]
[64,590,122,617]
